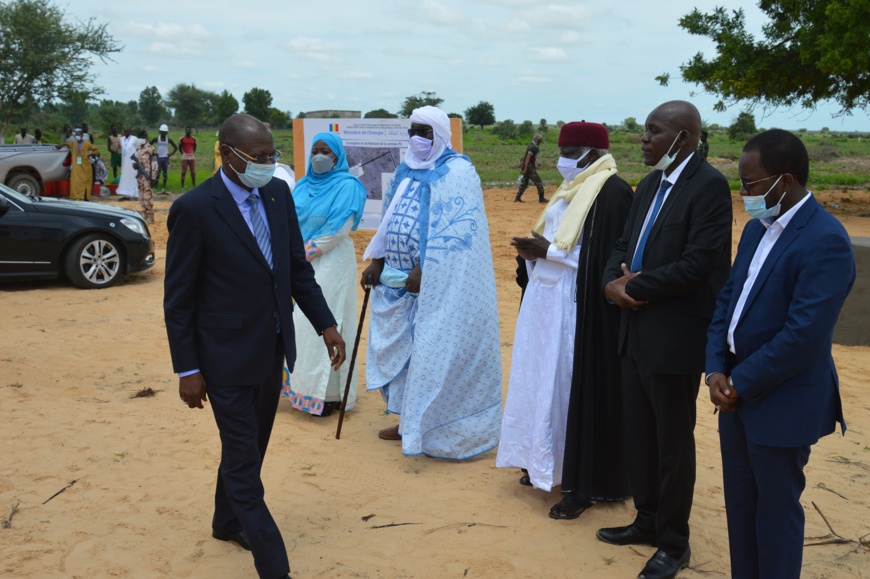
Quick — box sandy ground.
[1,188,869,579]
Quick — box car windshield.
[0,183,34,204]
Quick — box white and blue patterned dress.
[366,154,503,460]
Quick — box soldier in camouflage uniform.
[133,130,158,224]
[515,133,547,203]
[698,130,709,160]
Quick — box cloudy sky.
[65,0,867,131]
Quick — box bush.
[492,119,518,140]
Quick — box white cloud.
[559,30,583,44]
[125,22,212,40]
[414,0,464,26]
[287,36,344,63]
[530,47,568,62]
[234,60,257,69]
[148,40,206,58]
[143,65,165,73]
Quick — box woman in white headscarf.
[361,106,503,460]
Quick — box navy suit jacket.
[163,172,336,386]
[604,154,732,374]
[705,196,855,447]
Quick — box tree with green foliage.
[94,99,138,132]
[0,0,121,138]
[447,112,463,119]
[398,91,443,118]
[59,90,94,125]
[268,108,291,129]
[657,2,869,114]
[138,86,166,126]
[492,119,518,140]
[166,83,215,127]
[729,111,758,140]
[213,90,238,124]
[518,120,534,137]
[623,117,639,132]
[538,119,548,133]
[464,101,495,129]
[242,87,273,121]
[364,108,397,118]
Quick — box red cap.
[558,121,609,149]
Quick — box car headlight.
[120,217,148,237]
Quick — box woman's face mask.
[310,153,336,174]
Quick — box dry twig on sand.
[42,480,77,505]
[1,500,20,529]
[426,522,508,534]
[369,522,421,529]
[804,501,867,548]
[131,387,158,398]
[816,482,850,501]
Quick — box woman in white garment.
[281,132,366,416]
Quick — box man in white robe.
[361,106,502,460]
[117,127,139,198]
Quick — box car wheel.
[64,234,124,289]
[7,173,41,197]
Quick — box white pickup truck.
[0,144,70,197]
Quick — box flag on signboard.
[329,124,340,132]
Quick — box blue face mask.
[230,147,276,189]
[743,175,785,219]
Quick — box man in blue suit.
[164,114,345,579]
[706,129,855,579]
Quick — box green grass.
[80,125,870,194]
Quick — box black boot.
[514,194,524,203]
[539,196,548,203]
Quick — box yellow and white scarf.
[533,154,618,251]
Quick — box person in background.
[213,130,222,173]
[59,124,73,144]
[361,106,502,460]
[107,125,122,179]
[13,126,35,144]
[60,126,100,201]
[497,121,632,513]
[282,132,366,417]
[117,128,139,199]
[132,130,158,224]
[698,131,709,160]
[34,129,42,144]
[81,123,93,143]
[705,129,855,579]
[150,123,177,193]
[515,133,547,203]
[179,127,198,188]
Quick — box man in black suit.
[164,114,345,579]
[598,101,732,579]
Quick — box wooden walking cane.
[336,275,373,440]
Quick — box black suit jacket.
[603,154,732,374]
[163,171,336,386]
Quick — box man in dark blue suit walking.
[706,129,855,579]
[164,114,345,579]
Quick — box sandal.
[549,494,592,520]
[519,470,532,486]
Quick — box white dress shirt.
[726,193,812,353]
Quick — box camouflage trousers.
[516,169,545,200]
[137,176,154,224]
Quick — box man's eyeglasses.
[407,128,434,138]
[229,146,282,164]
[739,174,781,193]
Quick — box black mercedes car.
[0,185,155,289]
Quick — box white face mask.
[137,138,146,147]
[408,135,433,159]
[654,131,684,171]
[742,175,785,220]
[556,150,591,183]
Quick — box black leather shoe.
[212,529,251,551]
[638,548,690,579]
[596,524,657,547]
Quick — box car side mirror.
[0,195,10,218]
